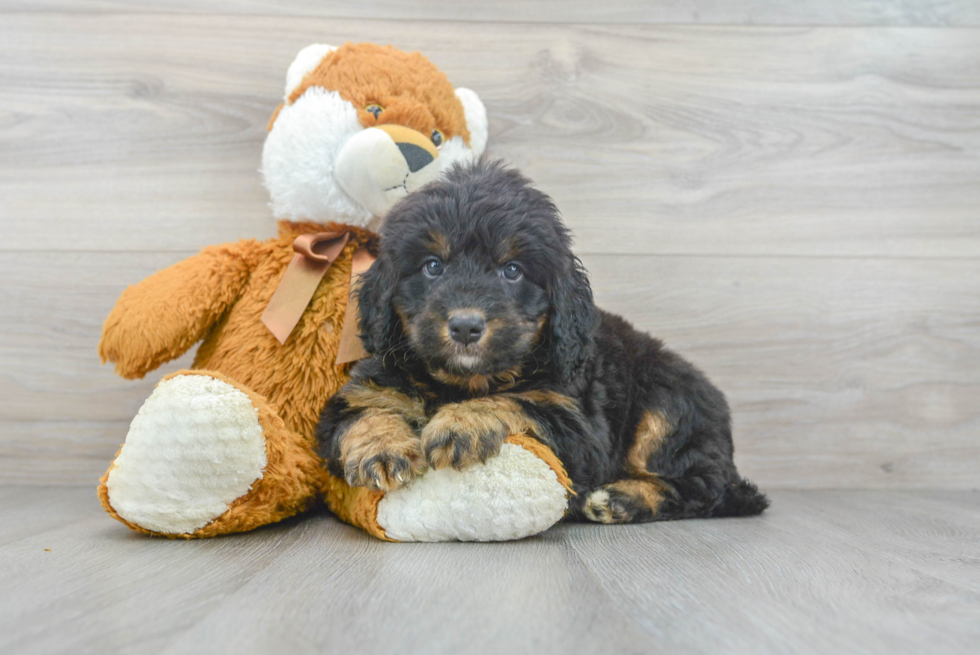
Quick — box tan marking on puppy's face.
[425,231,451,260]
[627,410,671,475]
[339,410,424,491]
[430,365,523,395]
[532,316,547,344]
[500,237,521,264]
[287,43,470,146]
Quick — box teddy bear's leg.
[325,434,573,542]
[98,370,327,538]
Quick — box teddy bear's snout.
[334,124,441,219]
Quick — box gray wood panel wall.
[1,3,978,489]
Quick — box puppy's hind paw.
[583,489,626,524]
[582,479,668,524]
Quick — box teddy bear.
[97,42,571,542]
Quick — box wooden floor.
[2,1,979,653]
[1,487,978,654]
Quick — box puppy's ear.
[355,254,399,355]
[549,256,598,389]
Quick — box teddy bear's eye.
[431,129,444,147]
[366,104,383,119]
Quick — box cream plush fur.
[377,443,569,542]
[262,87,373,225]
[105,375,267,535]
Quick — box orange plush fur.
[98,223,375,537]
[281,43,471,144]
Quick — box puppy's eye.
[423,258,444,277]
[501,262,523,281]
[366,104,383,119]
[431,129,444,147]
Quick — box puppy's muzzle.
[448,311,486,345]
[334,124,440,219]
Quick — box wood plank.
[0,485,102,546]
[2,15,980,257]
[564,490,980,654]
[2,1,979,27]
[2,251,977,489]
[1,488,977,654]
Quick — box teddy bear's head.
[261,42,488,229]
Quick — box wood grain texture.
[1,487,978,654]
[2,251,977,489]
[2,15,980,257]
[3,1,980,26]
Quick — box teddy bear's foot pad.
[104,374,267,535]
[376,441,569,542]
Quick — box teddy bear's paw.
[104,374,268,535]
[376,440,569,542]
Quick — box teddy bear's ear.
[283,43,338,100]
[455,88,488,157]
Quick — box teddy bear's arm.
[99,241,259,379]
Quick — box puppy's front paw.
[340,414,425,491]
[420,403,508,470]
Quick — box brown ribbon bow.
[260,231,376,365]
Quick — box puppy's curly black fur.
[317,160,768,523]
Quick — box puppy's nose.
[397,142,435,173]
[448,312,486,345]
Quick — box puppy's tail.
[711,478,769,517]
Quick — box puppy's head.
[357,160,597,390]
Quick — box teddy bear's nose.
[397,142,435,173]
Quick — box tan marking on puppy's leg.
[339,410,424,491]
[513,389,579,412]
[583,478,669,524]
[421,396,538,470]
[341,382,427,426]
[627,410,671,475]
[583,489,613,523]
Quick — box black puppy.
[317,161,768,523]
